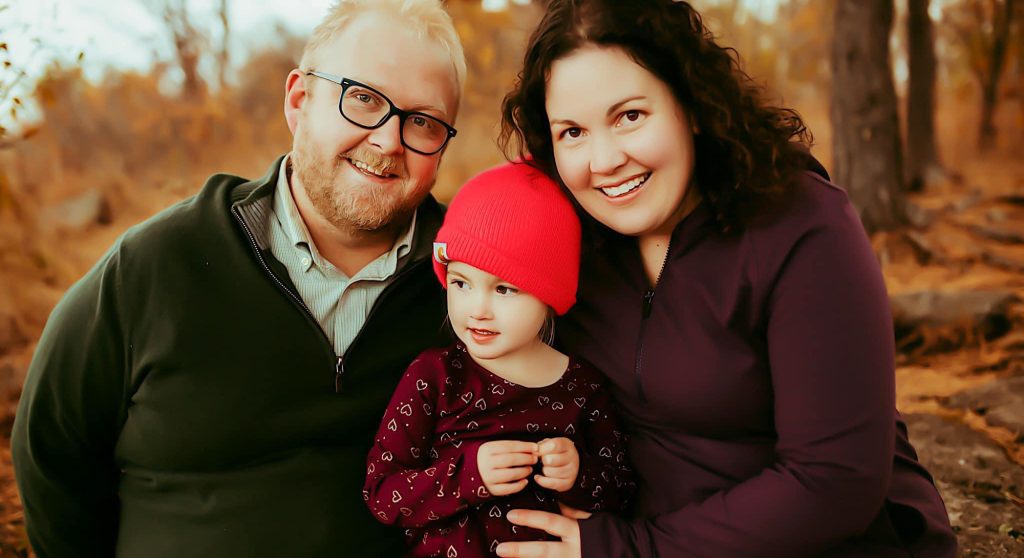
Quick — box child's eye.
[495,285,518,296]
[449,279,467,289]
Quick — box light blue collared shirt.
[267,155,416,356]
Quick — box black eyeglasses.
[305,71,457,155]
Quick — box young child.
[363,162,635,557]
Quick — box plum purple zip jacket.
[559,170,958,557]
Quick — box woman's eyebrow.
[549,95,649,126]
[606,96,647,116]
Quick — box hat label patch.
[433,242,449,264]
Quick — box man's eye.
[348,89,382,106]
[410,115,434,129]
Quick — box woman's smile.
[596,172,651,199]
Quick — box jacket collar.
[230,155,444,268]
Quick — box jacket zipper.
[338,257,428,391]
[634,240,672,402]
[232,206,343,389]
[233,205,428,393]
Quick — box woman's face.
[546,44,697,238]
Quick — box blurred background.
[0,0,1022,555]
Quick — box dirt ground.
[0,155,1023,557]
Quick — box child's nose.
[470,293,492,320]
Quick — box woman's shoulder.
[742,170,874,283]
[767,170,858,229]
[747,170,866,247]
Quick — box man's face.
[290,13,459,233]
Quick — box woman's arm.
[503,197,898,558]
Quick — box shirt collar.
[275,154,417,276]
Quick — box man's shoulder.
[120,164,277,256]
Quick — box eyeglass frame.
[305,70,458,156]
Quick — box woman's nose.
[589,132,627,175]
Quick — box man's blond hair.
[299,0,467,106]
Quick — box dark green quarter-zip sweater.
[12,157,449,557]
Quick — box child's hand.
[478,440,538,496]
[534,437,579,492]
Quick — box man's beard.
[291,133,427,234]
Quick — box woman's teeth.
[600,174,649,198]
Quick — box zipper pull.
[335,356,344,393]
[642,290,655,318]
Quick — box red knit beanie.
[433,162,581,315]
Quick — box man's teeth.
[600,174,648,197]
[351,159,390,177]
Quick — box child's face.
[445,261,549,363]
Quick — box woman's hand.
[495,509,583,558]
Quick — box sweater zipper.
[634,240,672,402]
[231,206,342,388]
[339,257,428,390]
[233,204,430,393]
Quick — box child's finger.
[489,451,538,469]
[537,438,572,455]
[488,466,534,484]
[489,478,529,496]
[532,474,569,490]
[541,463,576,479]
[540,451,572,467]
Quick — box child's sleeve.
[558,378,637,513]
[363,355,492,528]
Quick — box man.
[12,1,465,556]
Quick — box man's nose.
[366,114,404,155]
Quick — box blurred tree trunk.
[979,0,1015,150]
[216,0,230,92]
[832,0,907,233]
[906,0,940,191]
[146,0,207,101]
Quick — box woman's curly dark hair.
[500,0,814,234]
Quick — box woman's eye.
[560,127,582,140]
[618,110,644,126]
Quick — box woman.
[494,1,957,557]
